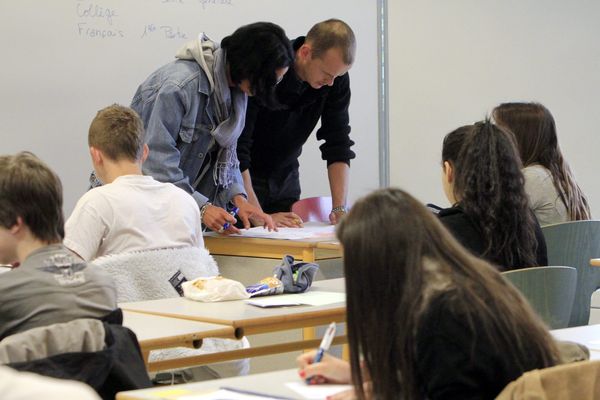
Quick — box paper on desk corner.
[245,291,345,308]
[285,381,353,399]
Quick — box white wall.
[388,1,600,213]
[0,1,379,215]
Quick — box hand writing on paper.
[202,204,239,235]
[297,351,351,385]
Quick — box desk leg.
[301,247,315,348]
[302,249,316,263]
[342,323,350,362]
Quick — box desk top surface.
[120,279,346,330]
[117,368,308,399]
[551,324,600,360]
[122,310,236,343]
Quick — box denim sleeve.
[140,82,209,208]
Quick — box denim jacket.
[131,59,245,209]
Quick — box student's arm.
[63,197,107,262]
[328,162,350,224]
[316,73,355,223]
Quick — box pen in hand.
[307,321,337,384]
[221,206,239,232]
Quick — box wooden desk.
[590,258,600,267]
[118,368,336,400]
[551,324,600,360]
[122,310,239,370]
[204,235,341,262]
[120,279,347,371]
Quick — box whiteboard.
[0,0,379,215]
[388,1,600,214]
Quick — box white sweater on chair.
[93,246,249,375]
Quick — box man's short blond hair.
[306,19,356,65]
[88,104,145,162]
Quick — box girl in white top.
[493,102,591,226]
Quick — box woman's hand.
[297,351,351,385]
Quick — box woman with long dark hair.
[297,188,559,399]
[493,102,591,225]
[438,120,547,270]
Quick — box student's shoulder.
[437,206,470,226]
[75,185,115,207]
[523,164,553,182]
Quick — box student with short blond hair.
[65,104,248,381]
[65,104,203,261]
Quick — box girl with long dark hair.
[438,120,547,270]
[297,188,559,399]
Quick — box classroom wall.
[0,1,379,215]
[388,1,600,213]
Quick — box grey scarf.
[175,33,247,188]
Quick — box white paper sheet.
[230,222,335,240]
[285,382,353,399]
[179,388,284,399]
[245,291,345,308]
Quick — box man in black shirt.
[237,19,356,227]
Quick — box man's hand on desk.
[271,212,304,228]
[233,195,276,231]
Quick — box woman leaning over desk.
[297,188,559,400]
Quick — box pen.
[307,321,337,383]
[221,206,239,231]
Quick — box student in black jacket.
[297,188,558,399]
[438,119,547,270]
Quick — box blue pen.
[222,206,239,231]
[306,322,337,384]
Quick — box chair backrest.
[502,266,577,329]
[92,247,219,303]
[496,359,600,399]
[291,196,332,222]
[542,220,600,327]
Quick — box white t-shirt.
[523,164,569,226]
[64,175,203,261]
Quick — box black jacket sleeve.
[316,73,355,166]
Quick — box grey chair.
[503,266,577,329]
[542,220,600,327]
